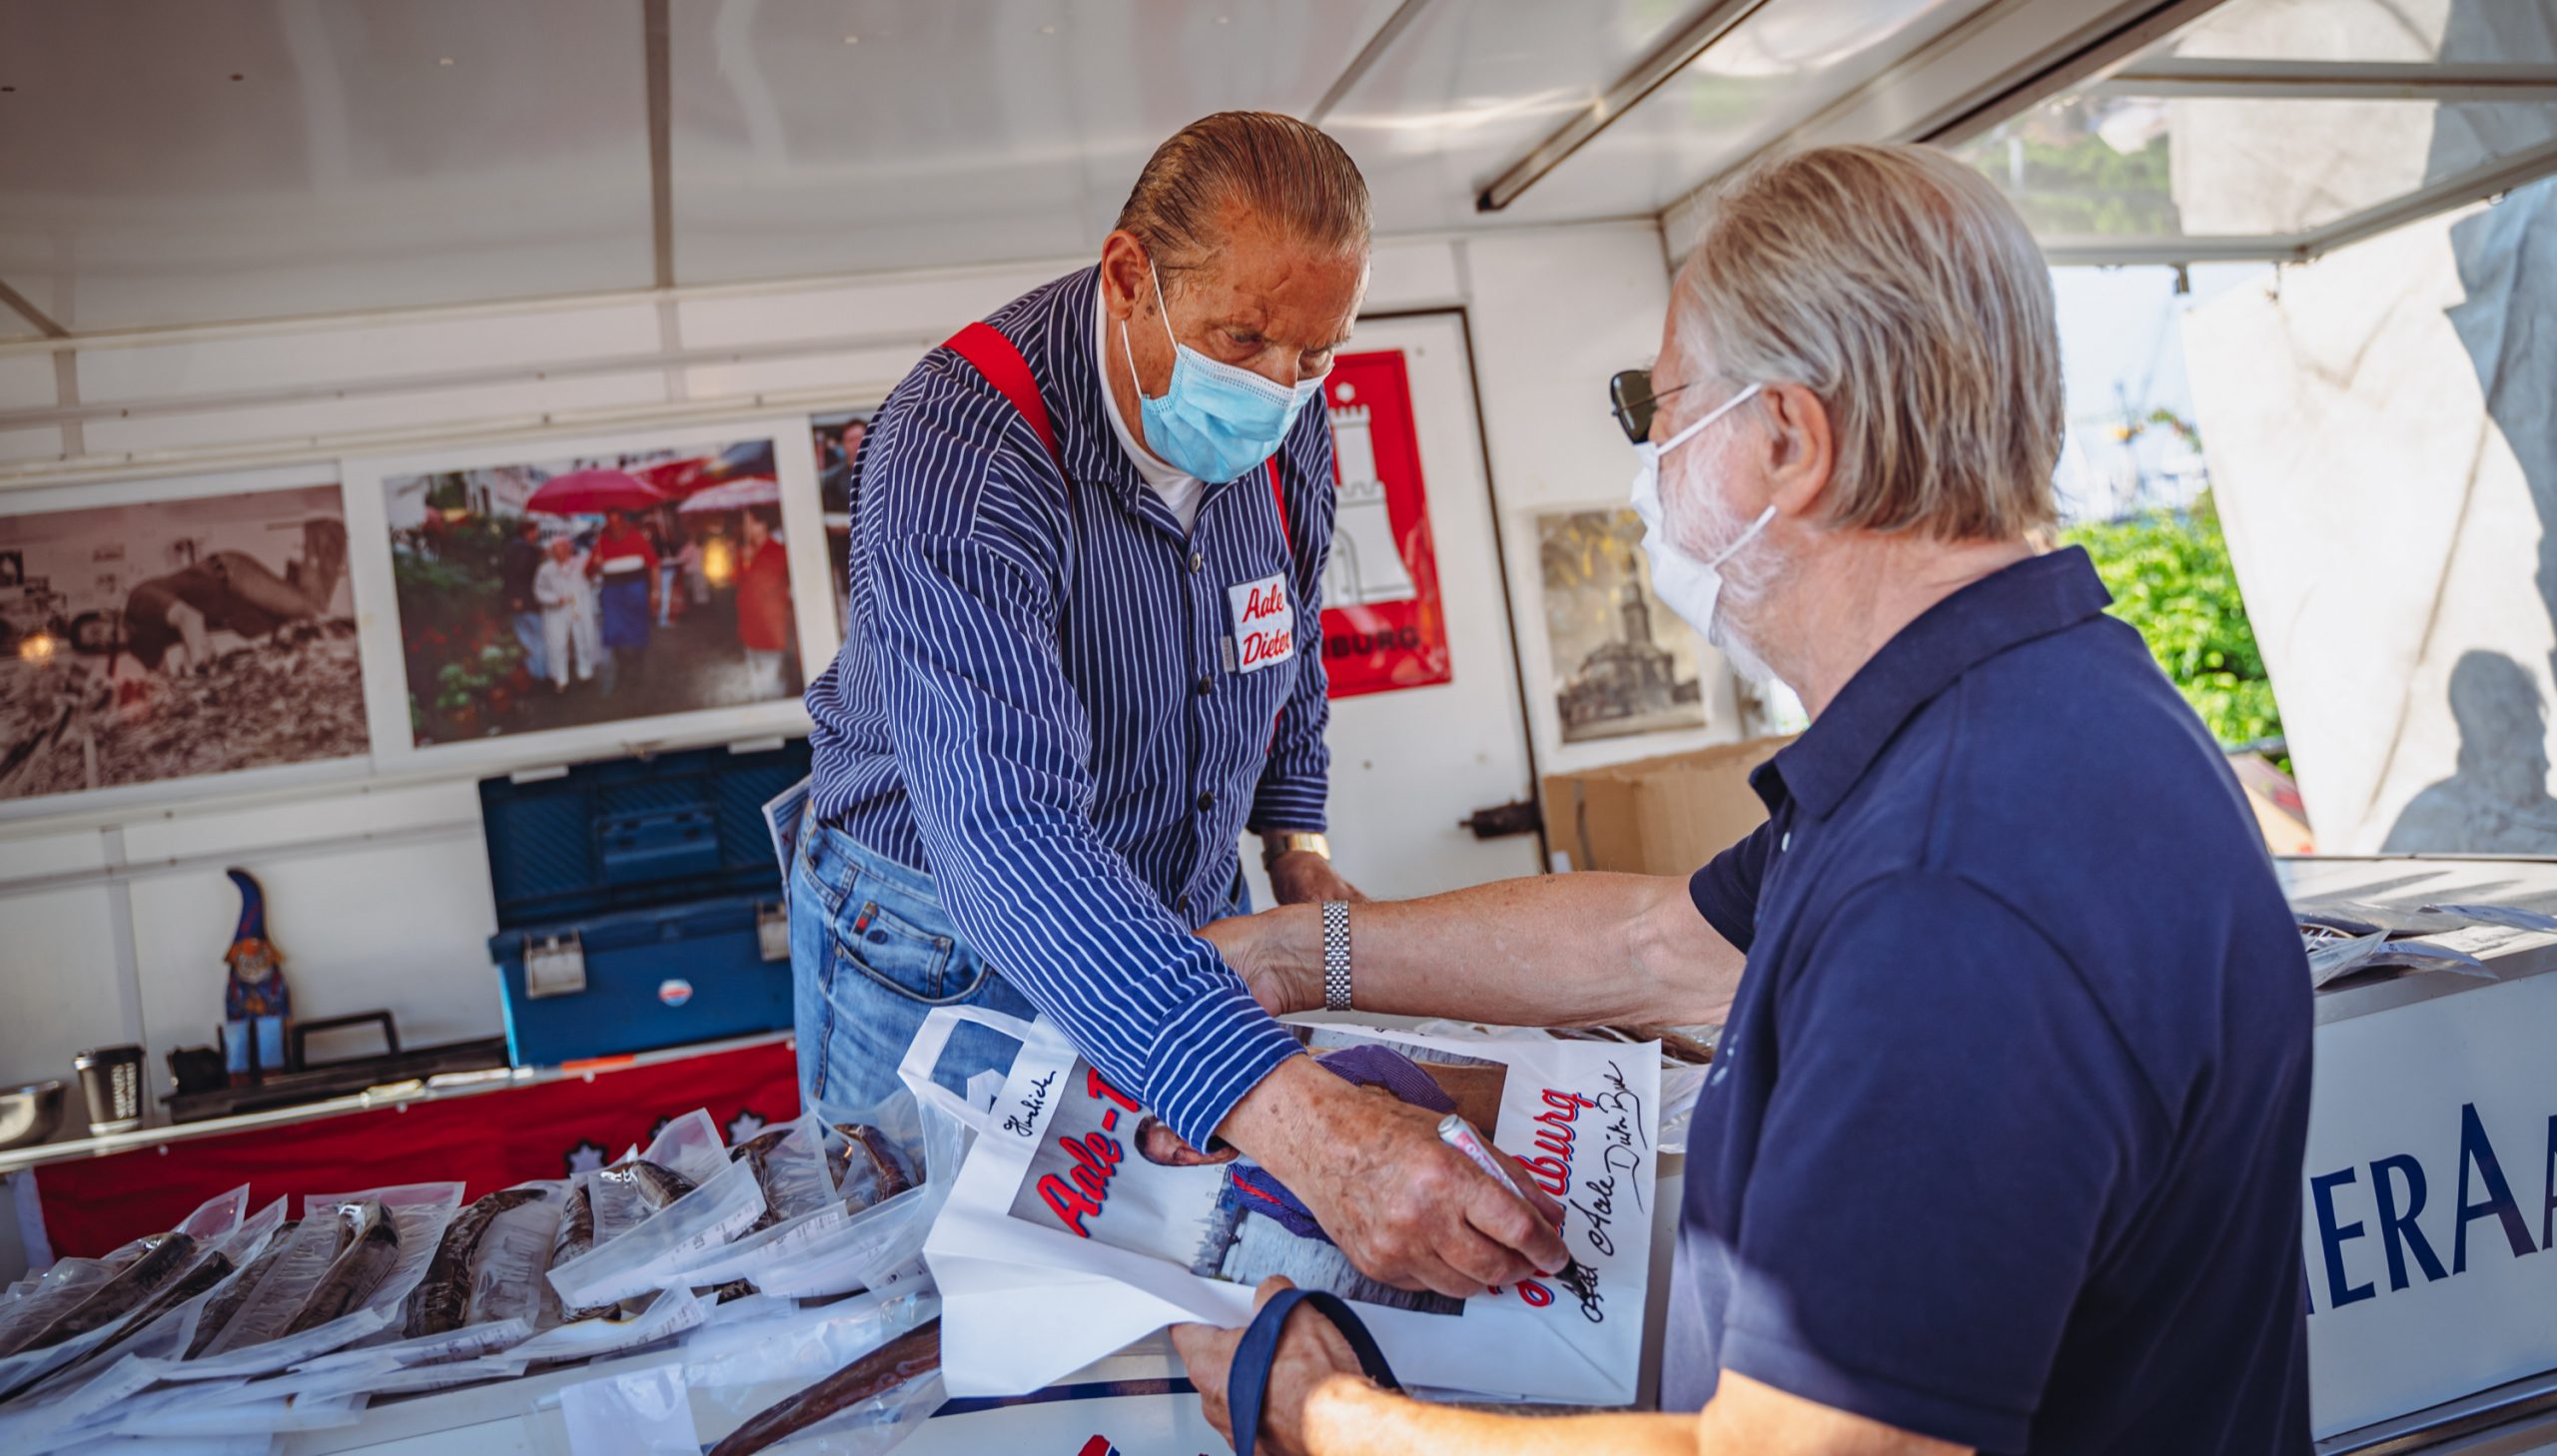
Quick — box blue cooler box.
[479,738,811,1067]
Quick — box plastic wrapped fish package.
[234,1176,573,1396]
[171,1182,463,1381]
[0,1094,976,1449]
[586,1110,731,1238]
[0,1198,290,1455]
[460,1179,572,1330]
[546,1113,769,1314]
[104,1386,369,1441]
[0,1184,251,1405]
[0,1250,142,1360]
[27,1199,290,1396]
[547,1289,944,1456]
[748,1092,960,1302]
[690,1294,946,1456]
[407,1180,563,1338]
[489,1284,707,1367]
[671,1113,859,1297]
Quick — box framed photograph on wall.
[1534,506,1709,744]
[807,407,874,635]
[0,464,370,807]
[343,417,831,767]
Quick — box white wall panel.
[0,827,108,881]
[0,886,128,1092]
[74,303,664,401]
[0,427,64,464]
[681,350,930,410]
[79,368,671,456]
[0,353,59,409]
[677,268,1059,350]
[1361,239,1467,315]
[116,781,477,865]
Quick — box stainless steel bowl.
[0,1080,66,1151]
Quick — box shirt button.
[1195,674,1214,697]
[1780,830,1792,852]
[1188,550,1206,574]
[1197,791,1216,812]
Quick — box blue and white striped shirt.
[803,266,1336,1148]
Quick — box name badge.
[1229,571,1294,674]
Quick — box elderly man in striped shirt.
[791,111,1569,1303]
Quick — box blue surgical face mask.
[1122,263,1324,483]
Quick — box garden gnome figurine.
[222,868,292,1086]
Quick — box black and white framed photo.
[1534,506,1709,744]
[0,465,369,807]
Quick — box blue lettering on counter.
[2307,1101,2551,1313]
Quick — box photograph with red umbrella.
[383,436,800,746]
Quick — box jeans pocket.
[827,895,978,1005]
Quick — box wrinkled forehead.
[1171,242,1366,348]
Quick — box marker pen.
[1438,1113,1572,1278]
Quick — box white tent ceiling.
[2,0,2550,342]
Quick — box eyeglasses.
[1607,368,1700,445]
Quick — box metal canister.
[72,1045,144,1134]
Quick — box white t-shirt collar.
[1095,281,1205,532]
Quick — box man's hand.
[1201,906,1318,1017]
[1174,1277,1364,1456]
[1266,849,1366,906]
[1221,1059,1569,1298]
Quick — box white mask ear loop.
[1656,381,1763,457]
[1706,504,1779,571]
[1120,259,1179,404]
[1149,261,1177,352]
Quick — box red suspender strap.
[946,318,1298,570]
[945,322,1064,475]
[1267,455,1290,548]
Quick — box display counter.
[2285,858,2557,1455]
[11,858,2557,1454]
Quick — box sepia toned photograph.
[1536,507,1707,743]
[0,483,367,803]
[1006,1029,1508,1317]
[383,436,802,747]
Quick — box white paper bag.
[908,1007,1660,1405]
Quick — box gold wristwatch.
[1260,831,1331,867]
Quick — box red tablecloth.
[32,1041,800,1257]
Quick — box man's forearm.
[1306,1379,1698,1456]
[1252,872,1734,1027]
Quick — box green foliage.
[2063,493,2284,749]
[391,512,530,735]
[1960,104,2179,238]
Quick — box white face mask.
[1628,381,1772,643]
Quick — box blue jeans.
[789,819,1040,1120]
[787,817,1252,1121]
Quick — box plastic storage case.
[479,738,811,1066]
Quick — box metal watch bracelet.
[1321,900,1352,1012]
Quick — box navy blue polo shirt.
[1668,547,2312,1454]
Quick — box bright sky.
[2050,261,2273,521]
[2053,262,2271,431]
